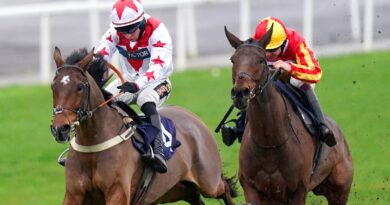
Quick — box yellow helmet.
[253,17,287,50]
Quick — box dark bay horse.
[50,47,236,205]
[224,27,354,205]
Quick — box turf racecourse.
[0,51,389,204]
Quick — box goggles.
[266,40,287,53]
[266,47,280,52]
[115,20,143,34]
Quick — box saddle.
[274,80,321,139]
[113,101,181,160]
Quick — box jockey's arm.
[288,42,322,84]
[134,24,173,90]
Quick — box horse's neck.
[76,89,124,145]
[247,85,291,145]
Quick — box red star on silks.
[99,47,109,56]
[105,34,113,42]
[151,56,164,68]
[152,40,166,48]
[113,0,138,20]
[145,71,155,81]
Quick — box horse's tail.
[222,174,238,198]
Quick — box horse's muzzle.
[50,124,71,143]
[231,87,250,110]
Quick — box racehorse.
[224,27,354,205]
[50,47,237,205]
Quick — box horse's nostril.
[60,124,71,134]
[50,125,57,137]
[232,87,250,99]
[243,88,250,96]
[231,88,235,97]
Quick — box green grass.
[0,50,389,204]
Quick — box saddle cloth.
[113,101,181,160]
[273,80,320,138]
[132,116,181,160]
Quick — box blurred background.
[0,0,389,86]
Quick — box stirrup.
[57,148,69,167]
[141,145,155,163]
[151,154,167,173]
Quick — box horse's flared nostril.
[242,87,250,97]
[60,124,71,136]
[232,87,250,99]
[50,124,57,137]
[51,124,71,143]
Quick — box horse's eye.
[77,84,83,92]
[259,59,264,64]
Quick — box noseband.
[234,43,281,99]
[52,65,92,126]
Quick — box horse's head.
[224,25,273,110]
[50,47,94,143]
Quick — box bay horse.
[224,27,354,205]
[50,47,236,205]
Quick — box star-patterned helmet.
[111,0,144,28]
[253,17,288,50]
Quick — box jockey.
[97,0,173,173]
[221,16,336,147]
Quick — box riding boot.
[304,86,336,147]
[221,111,246,146]
[149,114,168,173]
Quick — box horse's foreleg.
[62,191,83,205]
[288,188,307,205]
[105,184,130,205]
[240,180,264,205]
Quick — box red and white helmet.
[111,0,144,28]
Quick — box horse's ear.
[53,46,65,68]
[78,47,95,71]
[257,23,274,49]
[224,26,243,49]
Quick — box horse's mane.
[65,48,88,65]
[65,48,113,101]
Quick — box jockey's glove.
[117,82,139,93]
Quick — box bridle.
[51,63,136,153]
[233,42,297,149]
[52,64,123,126]
[52,65,92,126]
[234,43,281,100]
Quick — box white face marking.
[60,75,70,85]
[78,179,84,188]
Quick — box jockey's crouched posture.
[97,0,173,173]
[221,17,336,147]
